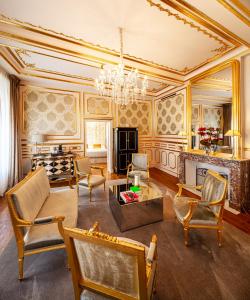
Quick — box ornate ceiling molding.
[0,13,183,75]
[147,0,229,47]
[216,0,250,26]
[230,0,250,17]
[171,0,250,47]
[0,9,237,77]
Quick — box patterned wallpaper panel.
[156,94,184,135]
[84,94,112,118]
[118,101,152,136]
[204,107,223,128]
[23,89,78,137]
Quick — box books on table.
[120,191,139,203]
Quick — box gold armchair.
[173,170,227,246]
[127,153,150,183]
[63,222,158,300]
[74,157,106,201]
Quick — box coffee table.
[109,182,163,232]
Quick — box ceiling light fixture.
[95,28,148,106]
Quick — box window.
[0,71,11,195]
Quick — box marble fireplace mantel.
[179,150,250,212]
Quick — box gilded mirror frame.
[186,59,241,157]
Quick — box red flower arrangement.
[197,127,223,149]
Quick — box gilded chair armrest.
[176,183,203,197]
[182,199,199,224]
[147,234,157,264]
[17,215,65,227]
[33,215,65,225]
[89,221,99,233]
[208,199,225,206]
[91,166,104,176]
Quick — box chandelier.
[95,28,148,106]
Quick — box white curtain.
[0,71,11,196]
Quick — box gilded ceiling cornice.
[15,48,35,68]
[0,50,20,73]
[172,0,249,47]
[146,0,229,47]
[230,0,250,17]
[0,13,183,75]
[0,12,235,77]
[216,0,250,26]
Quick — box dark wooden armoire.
[113,127,138,174]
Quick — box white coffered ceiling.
[0,0,249,94]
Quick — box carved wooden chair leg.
[184,227,189,246]
[217,228,223,247]
[89,188,92,202]
[17,244,24,280]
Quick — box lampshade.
[32,134,46,144]
[225,130,241,137]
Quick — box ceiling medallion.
[95,28,148,106]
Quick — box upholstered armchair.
[63,222,158,300]
[173,170,227,246]
[127,153,149,183]
[74,157,106,201]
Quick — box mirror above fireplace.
[187,60,241,158]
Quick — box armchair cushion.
[81,290,110,300]
[24,188,78,250]
[174,196,217,226]
[74,239,140,298]
[132,154,148,171]
[75,157,91,174]
[127,170,148,180]
[12,167,50,222]
[79,175,105,188]
[201,172,226,204]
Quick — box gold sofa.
[63,222,158,300]
[173,170,227,246]
[6,166,78,279]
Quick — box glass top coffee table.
[109,182,163,232]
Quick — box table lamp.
[225,129,241,159]
[32,134,46,154]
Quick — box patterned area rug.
[0,179,250,300]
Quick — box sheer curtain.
[0,71,11,196]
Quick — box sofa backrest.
[11,167,50,221]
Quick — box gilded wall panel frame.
[20,86,83,142]
[153,90,187,138]
[84,94,112,119]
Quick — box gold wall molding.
[216,0,250,26]
[171,0,249,47]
